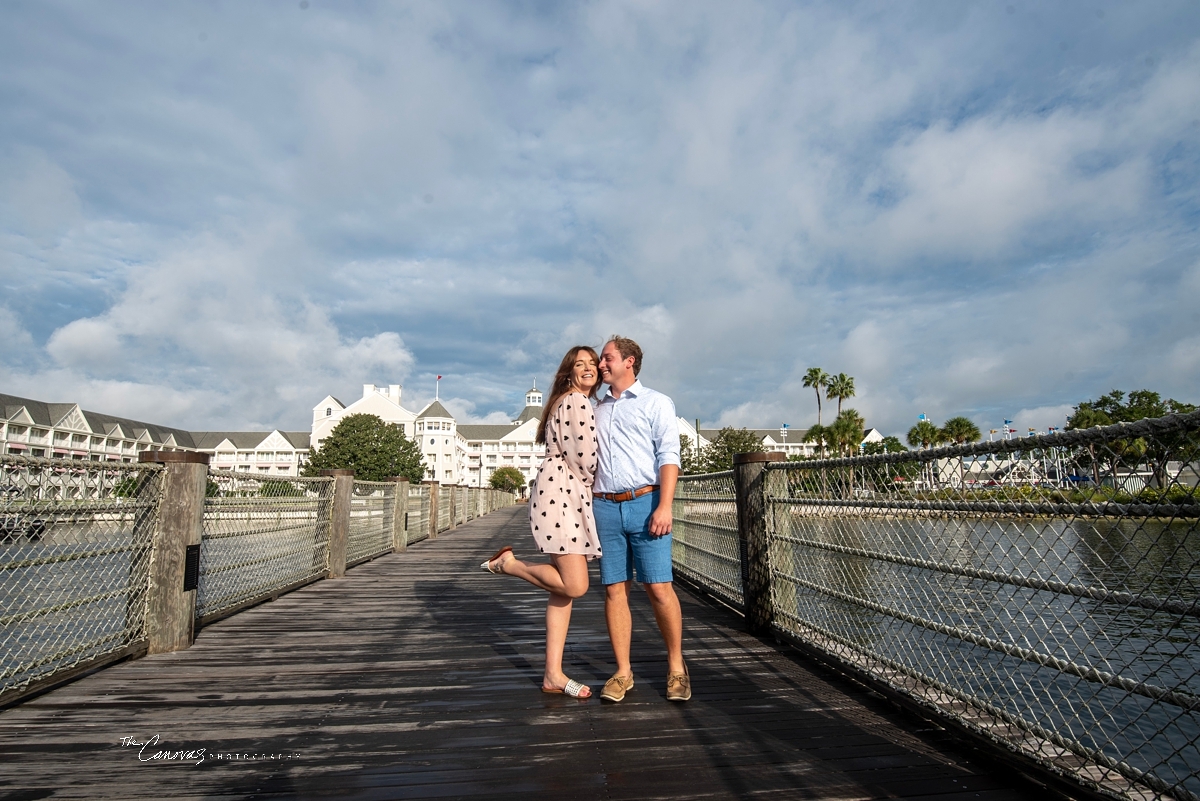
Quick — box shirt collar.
[602,379,643,403]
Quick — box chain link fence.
[3,461,515,704]
[406,484,430,545]
[1,455,163,703]
[759,411,1200,801]
[346,480,395,567]
[437,486,451,532]
[673,471,743,610]
[196,472,333,623]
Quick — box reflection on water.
[773,512,1200,796]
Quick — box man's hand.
[649,504,673,537]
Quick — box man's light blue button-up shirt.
[594,379,681,494]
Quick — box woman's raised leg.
[494,551,589,598]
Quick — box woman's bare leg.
[493,552,589,598]
[487,553,591,695]
[543,593,589,696]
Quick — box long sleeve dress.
[528,392,600,559]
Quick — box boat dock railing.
[673,410,1200,801]
[0,453,515,707]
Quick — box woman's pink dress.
[528,392,600,558]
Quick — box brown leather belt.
[595,485,659,503]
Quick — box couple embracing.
[481,336,689,703]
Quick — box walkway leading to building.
[0,506,1042,800]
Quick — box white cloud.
[0,1,1197,439]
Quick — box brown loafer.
[666,668,691,702]
[600,674,634,702]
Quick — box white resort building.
[310,383,548,486]
[1,392,310,475]
[677,420,885,461]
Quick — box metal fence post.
[320,469,353,578]
[733,452,784,635]
[388,477,409,552]
[139,451,209,655]
[424,480,439,540]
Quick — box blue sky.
[2,1,1198,438]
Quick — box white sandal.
[543,678,590,698]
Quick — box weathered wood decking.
[0,507,1042,800]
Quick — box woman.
[481,346,601,698]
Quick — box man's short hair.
[607,335,643,377]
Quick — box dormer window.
[326,408,332,417]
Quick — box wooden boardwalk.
[0,507,1043,800]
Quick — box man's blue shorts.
[594,490,673,585]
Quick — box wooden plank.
[0,506,1046,800]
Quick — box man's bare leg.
[645,581,684,674]
[605,580,634,679]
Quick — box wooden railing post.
[448,484,458,531]
[320,469,354,578]
[424,480,439,540]
[388,477,409,552]
[139,451,209,655]
[733,452,784,635]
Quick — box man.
[593,335,689,702]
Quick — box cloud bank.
[1,1,1198,437]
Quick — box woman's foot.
[543,675,591,698]
[481,546,514,574]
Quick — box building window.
[326,408,332,416]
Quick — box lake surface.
[772,513,1200,797]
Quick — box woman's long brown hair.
[536,346,601,445]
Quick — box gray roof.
[190,431,310,450]
[417,400,454,420]
[458,424,522,441]
[514,404,543,424]
[1,392,198,447]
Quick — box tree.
[302,413,425,483]
[260,479,304,497]
[907,420,943,450]
[700,427,764,472]
[826,373,856,416]
[941,416,981,445]
[862,436,907,455]
[1067,389,1198,489]
[803,368,830,426]
[804,423,831,458]
[489,465,525,494]
[828,409,865,457]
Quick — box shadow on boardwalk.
[0,506,1040,800]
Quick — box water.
[772,513,1200,797]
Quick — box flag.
[437,375,442,380]
[918,414,927,421]
[990,429,997,434]
[1003,419,1012,426]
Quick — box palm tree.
[907,419,946,490]
[803,368,829,426]
[906,420,942,450]
[940,416,981,489]
[830,409,866,457]
[826,373,856,416]
[829,409,866,497]
[804,423,830,458]
[941,416,981,445]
